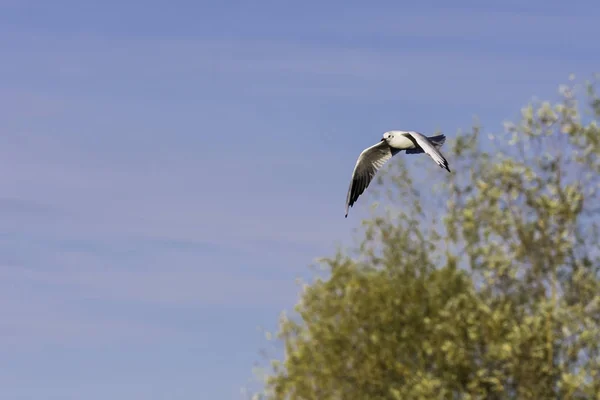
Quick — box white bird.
[345,130,450,218]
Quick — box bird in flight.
[345,130,450,218]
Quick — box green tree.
[252,75,600,400]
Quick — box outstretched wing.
[345,140,399,217]
[405,131,451,172]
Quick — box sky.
[1,0,599,399]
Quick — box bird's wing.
[405,134,446,153]
[405,131,451,172]
[345,140,399,217]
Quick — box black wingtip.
[441,161,451,172]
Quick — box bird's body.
[384,131,416,149]
[345,130,450,218]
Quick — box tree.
[251,75,600,400]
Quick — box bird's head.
[382,131,394,142]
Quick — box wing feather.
[345,141,399,217]
[405,131,451,172]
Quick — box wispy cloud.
[321,7,599,50]
[0,196,57,216]
[0,265,187,349]
[1,260,297,310]
[3,32,590,106]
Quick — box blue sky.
[1,0,599,398]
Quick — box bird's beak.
[381,138,385,141]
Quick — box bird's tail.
[427,134,446,149]
[405,134,446,155]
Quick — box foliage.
[251,75,600,399]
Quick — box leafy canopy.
[252,75,600,400]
